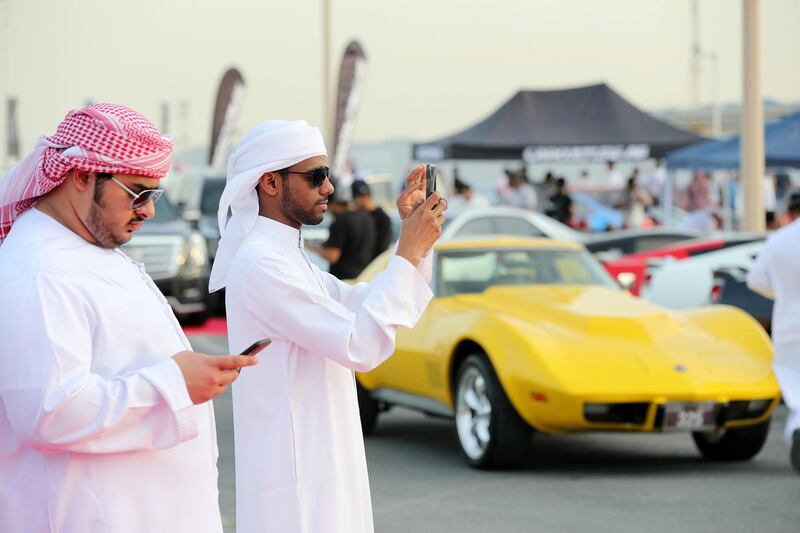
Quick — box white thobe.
[747,219,800,445]
[0,209,222,533]
[225,216,433,533]
[499,184,538,211]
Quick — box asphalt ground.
[191,334,800,533]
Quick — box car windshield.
[200,179,227,216]
[151,193,180,223]
[437,248,618,296]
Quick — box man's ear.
[71,170,93,193]
[257,172,281,197]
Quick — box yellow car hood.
[457,285,677,337]
[453,285,771,396]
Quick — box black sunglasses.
[280,166,329,188]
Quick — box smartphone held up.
[424,164,437,198]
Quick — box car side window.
[455,217,495,237]
[634,236,686,253]
[494,217,544,237]
[438,251,497,296]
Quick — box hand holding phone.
[241,338,271,356]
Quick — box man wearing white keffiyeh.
[215,120,446,532]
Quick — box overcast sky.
[1,0,798,156]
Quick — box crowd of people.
[447,162,659,230]
[445,160,797,234]
[679,169,794,232]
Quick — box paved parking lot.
[192,335,800,533]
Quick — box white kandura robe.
[0,209,222,533]
[747,219,800,445]
[225,216,433,533]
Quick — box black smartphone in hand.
[240,338,271,356]
[425,164,437,198]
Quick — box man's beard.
[87,200,141,249]
[282,181,324,226]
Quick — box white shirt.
[748,219,800,362]
[763,175,777,212]
[499,183,538,211]
[448,192,490,212]
[226,216,433,533]
[606,169,625,189]
[0,209,222,533]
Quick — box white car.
[441,207,699,259]
[441,206,583,241]
[641,241,765,309]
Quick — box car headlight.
[177,233,208,277]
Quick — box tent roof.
[413,83,704,161]
[666,111,800,169]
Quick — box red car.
[602,236,761,296]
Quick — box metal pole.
[322,0,332,148]
[690,0,700,108]
[710,52,722,137]
[741,0,765,232]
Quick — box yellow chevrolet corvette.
[355,238,780,469]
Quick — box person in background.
[499,170,538,211]
[605,160,625,189]
[546,177,573,225]
[307,187,375,280]
[448,177,489,212]
[683,171,714,232]
[495,168,514,200]
[764,173,778,229]
[617,173,652,229]
[747,191,800,475]
[645,159,667,206]
[352,179,392,261]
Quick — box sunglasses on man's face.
[110,176,164,210]
[281,166,330,188]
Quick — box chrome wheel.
[456,366,493,460]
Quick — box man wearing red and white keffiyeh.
[0,104,257,533]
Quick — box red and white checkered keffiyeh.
[0,103,173,243]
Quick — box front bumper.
[516,389,780,434]
[154,275,209,317]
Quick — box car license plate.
[662,402,717,432]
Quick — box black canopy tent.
[413,83,704,162]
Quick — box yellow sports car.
[355,238,780,469]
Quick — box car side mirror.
[616,272,636,291]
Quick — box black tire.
[357,382,380,435]
[692,419,771,461]
[454,354,531,469]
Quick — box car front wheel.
[454,354,531,469]
[692,419,771,461]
